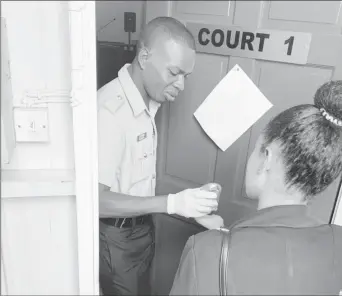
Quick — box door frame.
[68,1,99,295]
[1,249,7,295]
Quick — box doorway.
[79,1,342,295]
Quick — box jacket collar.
[231,205,323,229]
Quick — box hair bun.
[314,80,342,123]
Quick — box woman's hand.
[194,214,224,229]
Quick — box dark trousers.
[99,218,155,296]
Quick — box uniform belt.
[100,215,151,228]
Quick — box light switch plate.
[14,108,49,142]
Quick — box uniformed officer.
[98,17,223,295]
[170,81,342,295]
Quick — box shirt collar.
[118,64,160,118]
[149,100,160,118]
[231,205,323,229]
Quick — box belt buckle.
[119,218,126,229]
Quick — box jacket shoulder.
[192,229,223,253]
[185,230,222,295]
[331,224,342,244]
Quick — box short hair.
[261,80,342,199]
[137,17,196,53]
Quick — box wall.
[1,1,75,170]
[96,1,145,43]
[1,1,79,294]
[1,195,78,295]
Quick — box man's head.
[135,17,196,103]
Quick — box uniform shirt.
[97,64,160,197]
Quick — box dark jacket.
[170,205,342,295]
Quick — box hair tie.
[320,108,342,127]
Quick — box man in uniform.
[97,17,223,295]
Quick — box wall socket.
[14,108,49,142]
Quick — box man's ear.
[137,46,150,70]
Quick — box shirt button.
[152,174,156,179]
[117,95,122,100]
[143,153,148,158]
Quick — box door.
[147,1,342,294]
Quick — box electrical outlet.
[14,108,49,142]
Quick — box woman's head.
[245,80,342,205]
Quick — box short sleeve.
[97,106,125,187]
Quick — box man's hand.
[167,187,218,218]
[194,214,224,229]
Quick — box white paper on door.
[194,64,273,151]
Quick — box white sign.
[194,64,273,151]
[187,22,312,65]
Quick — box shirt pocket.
[130,133,154,186]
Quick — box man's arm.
[99,183,168,218]
[99,183,218,218]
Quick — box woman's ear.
[137,46,150,70]
[264,147,273,171]
[258,146,273,174]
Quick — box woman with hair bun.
[170,80,342,295]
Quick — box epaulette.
[102,94,125,116]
